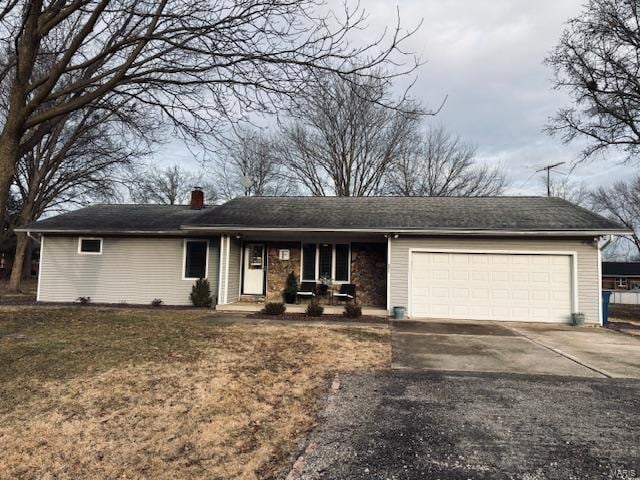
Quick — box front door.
[243,243,265,294]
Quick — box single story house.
[602,262,640,290]
[18,193,630,325]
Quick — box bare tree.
[0,192,21,270]
[217,127,296,200]
[386,126,508,196]
[0,0,420,222]
[546,0,640,161]
[8,101,151,291]
[543,176,591,207]
[278,73,421,196]
[130,164,217,205]
[591,176,640,257]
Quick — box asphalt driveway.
[287,371,640,480]
[392,320,640,378]
[285,321,640,479]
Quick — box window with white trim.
[301,243,350,282]
[184,240,208,279]
[78,237,102,254]
[616,277,629,289]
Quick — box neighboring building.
[18,194,630,325]
[602,262,640,290]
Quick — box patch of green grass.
[0,308,216,413]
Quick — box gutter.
[180,225,633,237]
[15,227,634,238]
[13,228,193,236]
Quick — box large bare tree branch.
[0,0,422,222]
[546,0,640,162]
[385,126,509,197]
[277,72,421,196]
[591,176,640,258]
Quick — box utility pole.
[536,162,566,196]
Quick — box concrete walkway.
[392,320,640,378]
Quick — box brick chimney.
[190,187,204,209]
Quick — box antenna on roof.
[536,162,566,197]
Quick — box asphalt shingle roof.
[189,196,626,232]
[21,204,217,232]
[21,196,629,234]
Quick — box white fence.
[608,291,640,305]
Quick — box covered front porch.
[215,232,388,313]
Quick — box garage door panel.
[432,270,449,281]
[410,252,572,323]
[491,289,509,300]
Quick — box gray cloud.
[363,0,635,193]
[157,0,635,195]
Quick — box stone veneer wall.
[350,243,387,307]
[266,242,301,302]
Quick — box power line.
[536,162,566,196]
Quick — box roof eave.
[180,225,633,236]
[14,228,191,236]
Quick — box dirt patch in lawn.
[247,312,388,324]
[0,307,389,479]
[609,304,640,321]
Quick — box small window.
[302,244,316,281]
[184,240,208,279]
[335,244,349,281]
[318,244,332,279]
[248,245,264,269]
[78,238,102,254]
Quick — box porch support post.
[218,234,228,305]
[386,234,392,315]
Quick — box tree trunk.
[0,128,21,225]
[8,232,29,292]
[22,236,33,279]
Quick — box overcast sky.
[164,0,634,195]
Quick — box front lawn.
[0,307,390,479]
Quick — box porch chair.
[333,284,356,304]
[296,282,316,303]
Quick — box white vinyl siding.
[39,235,219,306]
[226,237,242,303]
[389,236,600,324]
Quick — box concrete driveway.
[392,320,640,378]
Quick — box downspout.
[597,235,612,326]
[386,234,391,315]
[598,235,612,250]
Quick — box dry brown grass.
[0,307,390,479]
[0,278,37,303]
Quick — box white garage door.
[410,252,573,323]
